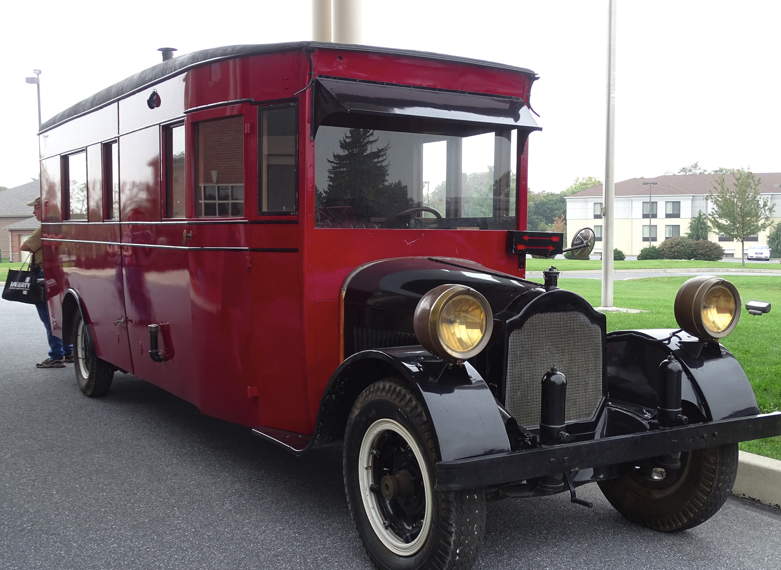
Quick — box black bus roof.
[40,42,536,132]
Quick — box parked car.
[746,246,771,261]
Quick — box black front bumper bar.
[436,412,781,491]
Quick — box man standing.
[20,197,73,368]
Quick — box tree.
[687,211,710,241]
[676,162,707,175]
[707,170,775,265]
[527,192,565,231]
[768,224,781,259]
[562,176,601,196]
[320,128,409,220]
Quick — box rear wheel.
[73,312,114,397]
[598,443,738,532]
[343,380,485,569]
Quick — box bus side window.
[163,123,186,218]
[195,116,244,217]
[260,103,297,214]
[101,141,120,220]
[63,151,88,221]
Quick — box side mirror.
[746,300,771,315]
[562,228,596,260]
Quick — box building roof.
[0,180,40,218]
[5,216,39,231]
[41,42,536,132]
[567,173,781,198]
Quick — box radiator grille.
[505,311,603,427]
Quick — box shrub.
[689,240,724,261]
[769,224,781,258]
[658,237,695,259]
[613,248,625,261]
[638,246,661,260]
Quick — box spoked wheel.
[344,380,485,569]
[598,443,739,532]
[73,312,114,397]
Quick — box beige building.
[565,173,781,257]
[0,179,40,261]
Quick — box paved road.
[2,299,780,570]
[527,267,781,280]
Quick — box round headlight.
[674,276,741,339]
[413,284,493,360]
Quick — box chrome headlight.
[674,276,741,340]
[413,284,493,360]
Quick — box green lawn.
[526,258,779,272]
[559,275,781,460]
[0,261,21,282]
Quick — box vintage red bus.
[38,42,779,569]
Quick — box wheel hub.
[380,470,414,501]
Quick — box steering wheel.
[386,206,444,228]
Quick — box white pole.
[333,0,362,44]
[312,0,333,42]
[601,0,616,308]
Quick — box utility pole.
[643,181,657,245]
[601,0,617,308]
[25,69,42,131]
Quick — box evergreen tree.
[687,211,710,241]
[707,169,775,265]
[321,129,409,221]
[768,224,781,259]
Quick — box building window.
[164,123,186,218]
[642,201,657,219]
[196,116,244,217]
[642,225,657,242]
[260,104,297,214]
[102,141,119,220]
[594,224,603,241]
[665,201,680,218]
[64,151,88,220]
[718,234,731,242]
[665,224,680,239]
[746,234,759,242]
[593,202,602,219]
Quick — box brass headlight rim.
[674,276,741,340]
[413,284,494,360]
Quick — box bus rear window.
[195,116,244,217]
[64,151,88,220]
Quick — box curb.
[733,451,781,508]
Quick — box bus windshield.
[315,123,517,229]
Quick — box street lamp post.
[25,69,42,131]
[642,181,657,244]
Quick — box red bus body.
[39,43,534,436]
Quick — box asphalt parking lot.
[2,298,780,570]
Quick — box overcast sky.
[1,0,779,193]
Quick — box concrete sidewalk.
[734,451,781,509]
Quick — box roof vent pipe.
[158,47,177,62]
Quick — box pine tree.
[687,211,710,241]
[322,129,409,221]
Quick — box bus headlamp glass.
[414,285,493,360]
[674,276,741,339]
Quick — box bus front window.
[315,124,517,229]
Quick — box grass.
[526,258,779,272]
[0,261,23,282]
[559,275,781,460]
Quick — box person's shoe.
[63,354,74,363]
[36,358,65,368]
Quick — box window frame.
[642,201,657,219]
[593,202,602,219]
[665,200,681,218]
[162,121,186,219]
[62,149,89,221]
[642,224,658,242]
[193,114,246,219]
[101,140,119,221]
[665,224,680,239]
[258,100,299,216]
[594,224,603,241]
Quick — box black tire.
[343,380,486,570]
[598,443,738,532]
[73,311,114,397]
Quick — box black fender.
[314,347,511,461]
[607,329,759,422]
[61,288,91,346]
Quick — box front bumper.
[436,412,781,491]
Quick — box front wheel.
[343,380,485,569]
[73,312,114,397]
[598,443,738,532]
